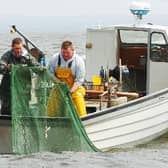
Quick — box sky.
[0,0,168,32]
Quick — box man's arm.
[70,56,85,93]
[48,54,58,75]
[0,51,11,74]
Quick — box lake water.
[0,32,86,62]
[1,133,168,168]
[0,31,168,168]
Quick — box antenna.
[130,1,151,24]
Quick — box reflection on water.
[0,32,168,167]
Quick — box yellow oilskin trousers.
[71,86,87,117]
[55,67,87,117]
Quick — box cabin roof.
[88,23,168,33]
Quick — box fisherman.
[48,40,87,116]
[0,37,28,115]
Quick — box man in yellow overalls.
[48,41,87,116]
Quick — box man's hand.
[7,64,12,71]
[70,82,80,93]
[0,60,8,74]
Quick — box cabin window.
[119,30,148,44]
[118,29,148,69]
[150,32,168,62]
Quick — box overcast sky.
[0,0,168,32]
[0,0,167,16]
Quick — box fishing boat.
[81,2,168,151]
[1,1,168,153]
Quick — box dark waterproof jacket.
[0,50,28,114]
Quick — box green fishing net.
[11,65,97,154]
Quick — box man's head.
[61,41,74,61]
[11,37,24,58]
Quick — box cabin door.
[118,29,148,95]
[148,31,168,93]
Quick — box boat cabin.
[84,3,168,112]
[85,24,168,96]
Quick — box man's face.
[12,43,23,58]
[61,47,74,61]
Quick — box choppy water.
[1,133,168,168]
[0,31,86,61]
[0,32,168,167]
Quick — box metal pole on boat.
[10,25,42,53]
[119,58,122,88]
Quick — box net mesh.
[11,65,97,154]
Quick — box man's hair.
[12,37,23,47]
[61,40,73,49]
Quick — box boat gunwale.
[82,88,168,121]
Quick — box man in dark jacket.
[0,37,28,115]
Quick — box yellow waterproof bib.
[55,67,74,88]
[54,67,87,116]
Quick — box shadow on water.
[135,132,168,149]
[110,132,168,154]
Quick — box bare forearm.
[70,82,81,93]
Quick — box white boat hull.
[1,89,168,153]
[82,88,168,151]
